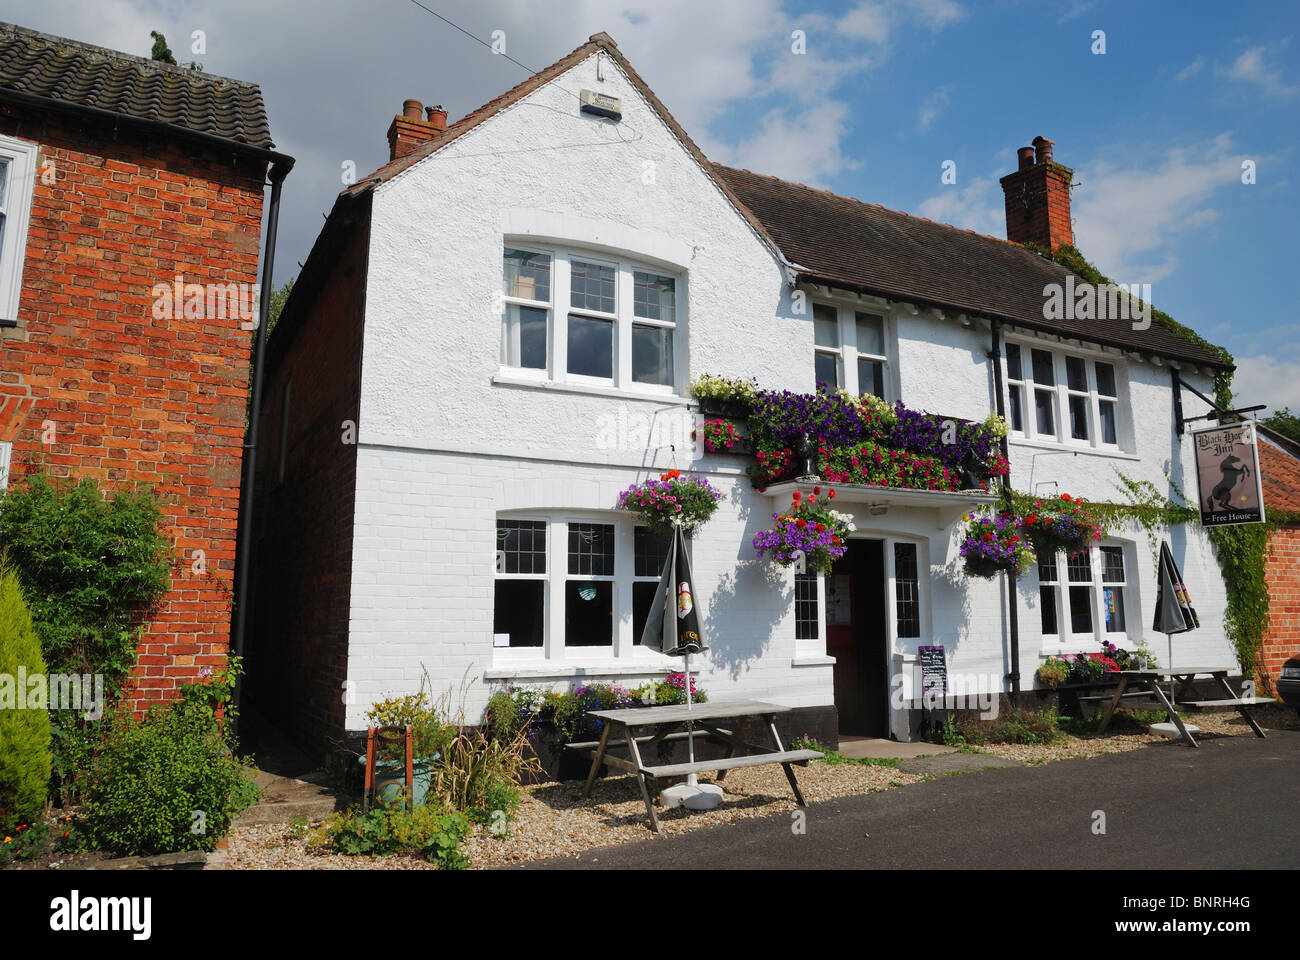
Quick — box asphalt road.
[522,731,1300,869]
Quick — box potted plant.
[1035,657,1071,689]
[696,418,743,454]
[361,692,455,808]
[959,512,1034,579]
[616,469,723,533]
[752,487,854,574]
[689,373,758,419]
[1019,493,1101,557]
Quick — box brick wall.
[1260,526,1300,686]
[0,106,267,706]
[245,205,369,761]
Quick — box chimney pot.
[426,104,447,129]
[402,99,424,120]
[1000,136,1073,250]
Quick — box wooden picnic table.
[1096,666,1274,747]
[572,699,821,834]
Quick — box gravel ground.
[219,704,1299,870]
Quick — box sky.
[2,0,1297,409]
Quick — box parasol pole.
[684,649,697,787]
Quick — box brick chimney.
[386,99,447,161]
[999,136,1074,250]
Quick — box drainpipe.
[231,156,294,710]
[989,320,1021,699]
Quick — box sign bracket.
[1172,369,1266,436]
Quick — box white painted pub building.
[249,33,1237,759]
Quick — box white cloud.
[1232,355,1300,411]
[1217,45,1298,98]
[836,0,967,46]
[1072,133,1245,284]
[917,85,951,130]
[915,174,1004,237]
[1175,56,1206,82]
[715,101,860,187]
[838,2,893,44]
[903,0,967,31]
[1057,1,1096,21]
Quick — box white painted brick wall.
[340,48,1237,737]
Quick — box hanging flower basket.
[959,513,1035,579]
[1020,493,1101,556]
[752,487,854,575]
[616,470,723,533]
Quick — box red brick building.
[1258,425,1300,689]
[0,22,291,705]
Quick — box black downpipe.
[989,320,1021,699]
[231,159,293,711]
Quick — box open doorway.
[827,539,891,738]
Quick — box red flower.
[827,489,836,499]
[815,523,825,532]
[814,486,821,495]
[792,492,801,502]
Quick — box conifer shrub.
[0,565,54,832]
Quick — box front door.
[828,539,890,737]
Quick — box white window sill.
[493,373,691,406]
[1008,437,1139,461]
[483,661,676,681]
[1038,641,1134,657]
[792,655,836,667]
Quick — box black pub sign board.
[1193,422,1265,527]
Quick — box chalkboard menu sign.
[918,645,947,698]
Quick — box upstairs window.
[1005,342,1124,449]
[812,301,893,398]
[501,249,551,370]
[0,135,38,326]
[500,245,680,391]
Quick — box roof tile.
[0,21,275,150]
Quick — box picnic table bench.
[569,699,821,834]
[1096,666,1274,747]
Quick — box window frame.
[811,300,895,399]
[1004,338,1126,451]
[0,439,11,490]
[492,512,676,663]
[500,246,553,378]
[0,135,38,327]
[1036,541,1137,647]
[499,242,683,395]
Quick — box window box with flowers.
[738,385,1008,494]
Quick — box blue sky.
[2,0,1297,407]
